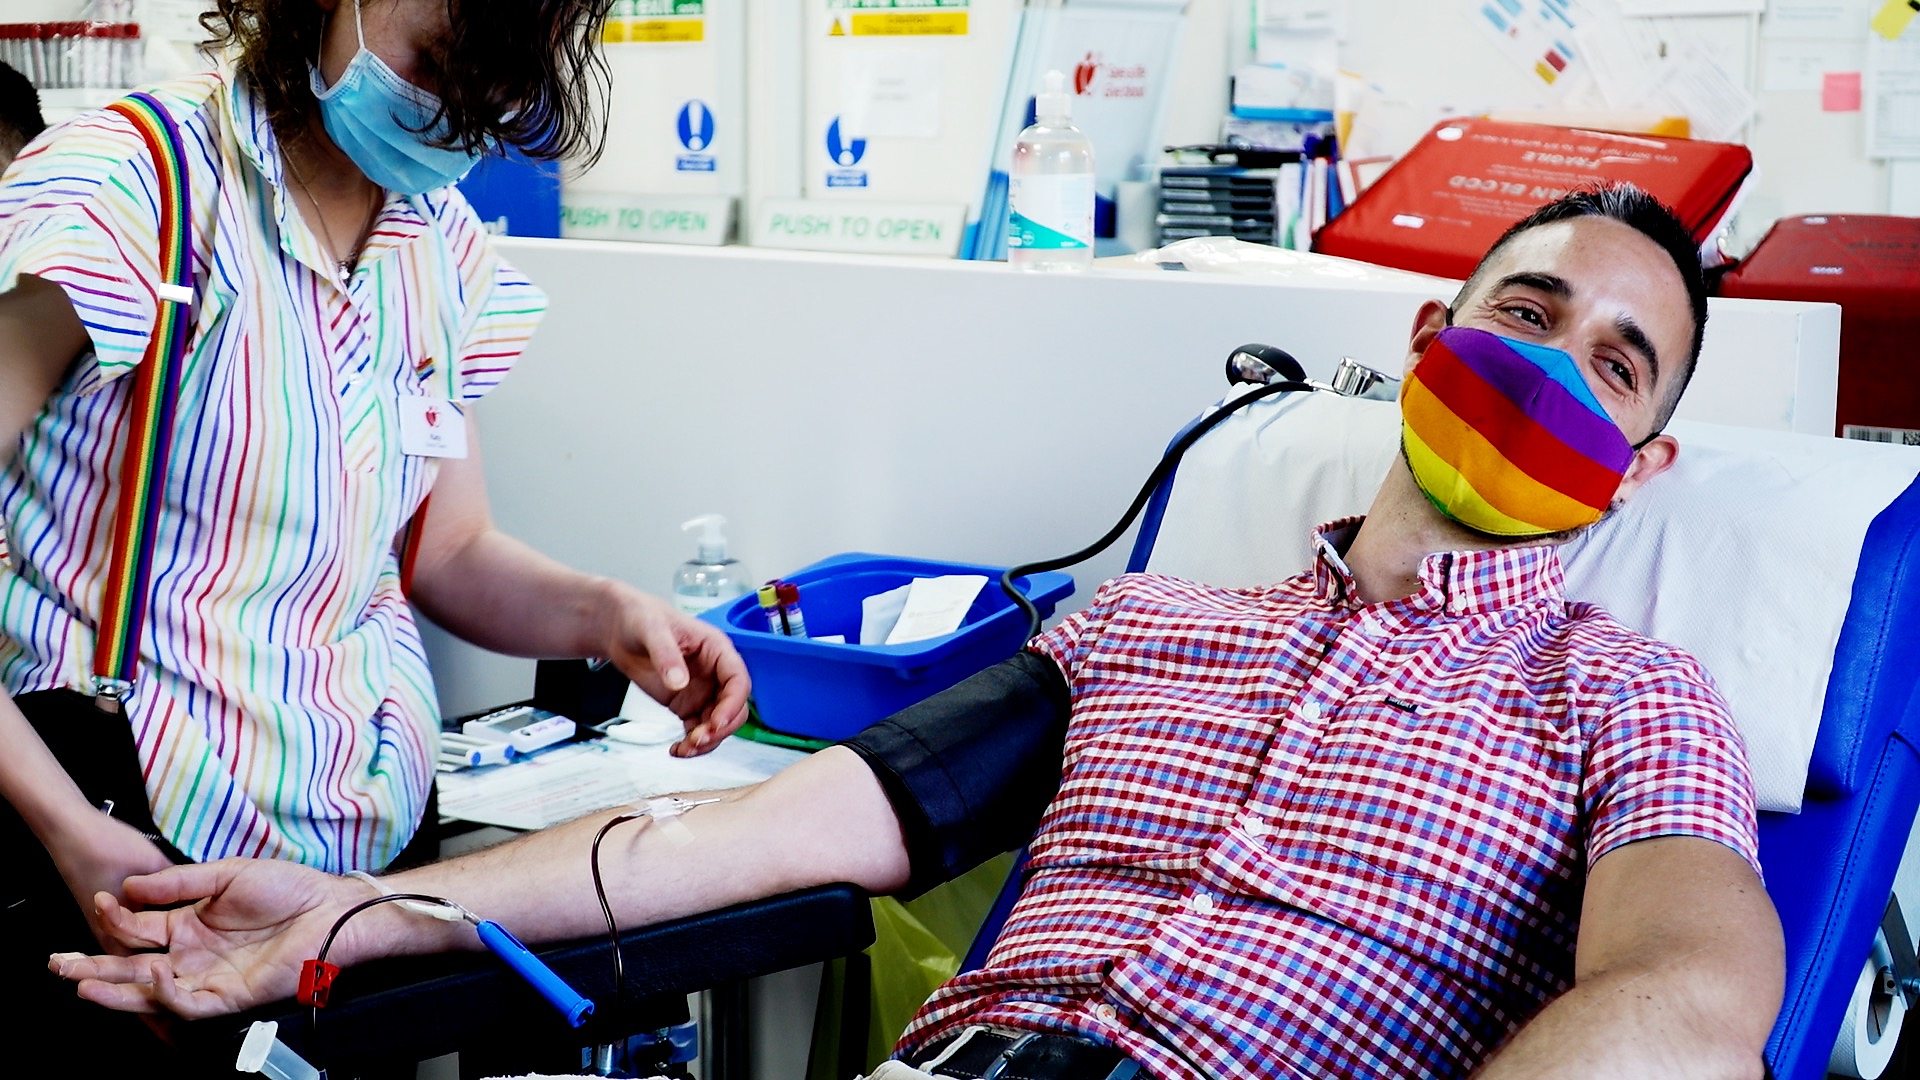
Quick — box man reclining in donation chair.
[55,184,1783,1080]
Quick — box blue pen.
[474,919,595,1027]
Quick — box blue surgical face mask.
[308,0,481,195]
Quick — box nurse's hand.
[51,812,176,957]
[600,587,750,757]
[50,859,366,1018]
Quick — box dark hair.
[0,60,47,157]
[1454,183,1709,430]
[201,0,613,164]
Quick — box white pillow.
[1143,390,1920,812]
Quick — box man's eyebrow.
[1614,313,1661,392]
[1489,271,1573,299]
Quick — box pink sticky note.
[1823,71,1863,113]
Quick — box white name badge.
[398,396,468,459]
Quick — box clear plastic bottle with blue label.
[1008,69,1095,272]
[673,515,750,615]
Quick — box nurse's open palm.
[50,859,360,1018]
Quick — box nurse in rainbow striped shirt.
[0,0,747,1059]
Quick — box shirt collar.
[1310,517,1565,616]
[224,74,426,283]
[226,74,282,188]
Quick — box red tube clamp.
[297,959,341,1007]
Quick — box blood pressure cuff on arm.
[842,650,1071,899]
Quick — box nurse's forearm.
[0,280,169,859]
[355,747,912,961]
[405,424,641,660]
[412,524,627,659]
[0,692,98,841]
[0,275,90,458]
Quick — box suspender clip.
[91,677,133,713]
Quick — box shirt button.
[1299,700,1323,722]
[1191,891,1216,915]
[1242,816,1269,839]
[1095,1004,1118,1024]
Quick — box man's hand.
[598,586,749,757]
[49,811,175,956]
[50,859,369,1018]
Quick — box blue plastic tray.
[701,553,1074,742]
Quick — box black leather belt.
[910,1026,1142,1080]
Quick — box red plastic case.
[1717,214,1920,441]
[1314,118,1753,281]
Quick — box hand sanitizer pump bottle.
[1009,69,1096,272]
[673,515,750,615]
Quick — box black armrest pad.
[179,884,873,1070]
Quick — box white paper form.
[1764,0,1874,38]
[885,574,988,644]
[1256,0,1347,37]
[1574,15,1755,135]
[1616,0,1763,14]
[1867,30,1920,157]
[133,0,212,42]
[1644,43,1757,138]
[438,726,807,831]
[1463,0,1591,94]
[1576,16,1666,109]
[840,46,945,138]
[1764,38,1867,90]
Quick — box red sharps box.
[1718,215,1920,442]
[1314,118,1752,281]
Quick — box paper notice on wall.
[1616,0,1762,14]
[1669,14,1758,84]
[606,0,708,43]
[829,0,972,37]
[1764,0,1873,38]
[1867,30,1920,157]
[1643,44,1756,139]
[840,46,944,138]
[1576,17,1755,135]
[1576,16,1665,109]
[132,0,208,42]
[1255,0,1347,37]
[1464,0,1589,93]
[1764,38,1867,90]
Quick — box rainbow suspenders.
[90,91,195,713]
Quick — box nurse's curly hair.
[202,0,613,165]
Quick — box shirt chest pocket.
[1282,689,1580,897]
[1039,690,1276,866]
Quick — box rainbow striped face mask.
[1401,325,1637,539]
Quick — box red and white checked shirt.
[900,521,1760,1079]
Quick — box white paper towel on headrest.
[1143,391,1920,812]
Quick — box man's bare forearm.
[1473,960,1764,1080]
[349,746,912,964]
[1475,839,1781,1080]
